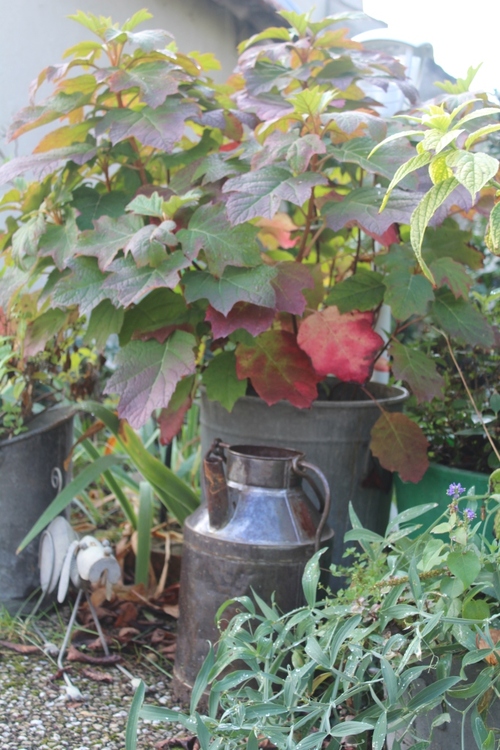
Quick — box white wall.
[0,0,238,158]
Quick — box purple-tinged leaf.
[96,101,199,152]
[177,205,261,276]
[390,341,444,404]
[8,92,92,141]
[76,215,143,271]
[271,262,314,315]
[224,167,326,225]
[0,145,97,184]
[205,302,275,338]
[431,289,494,347]
[38,214,79,270]
[104,331,197,428]
[383,269,434,320]
[109,61,186,108]
[183,265,278,315]
[286,134,326,173]
[51,257,109,316]
[235,90,294,120]
[323,186,419,236]
[429,257,472,298]
[324,111,387,142]
[102,254,188,307]
[202,351,248,412]
[244,60,291,96]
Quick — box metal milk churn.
[173,439,334,693]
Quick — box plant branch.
[296,189,316,263]
[440,329,500,464]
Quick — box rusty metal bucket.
[173,440,334,695]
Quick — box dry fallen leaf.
[0,640,39,654]
[476,628,500,665]
[81,667,114,683]
[66,645,122,665]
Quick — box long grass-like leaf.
[81,438,138,529]
[135,482,153,587]
[78,402,199,524]
[16,454,123,553]
[125,680,145,750]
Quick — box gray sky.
[364,0,500,94]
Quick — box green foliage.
[126,478,500,750]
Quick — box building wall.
[0,0,239,158]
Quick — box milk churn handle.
[207,438,230,461]
[292,458,331,552]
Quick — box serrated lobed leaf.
[109,61,185,108]
[38,214,79,270]
[96,101,199,152]
[84,300,125,350]
[297,307,383,384]
[429,256,471,298]
[0,144,97,184]
[323,186,419,237]
[76,214,143,270]
[51,257,109,316]
[104,331,197,428]
[102,253,188,306]
[183,265,278,315]
[119,288,195,345]
[271,262,314,315]
[326,269,385,313]
[383,269,434,320]
[177,204,261,276]
[430,289,494,347]
[390,341,444,403]
[235,330,320,408]
[202,351,247,412]
[224,167,326,225]
[205,303,274,338]
[370,412,429,482]
[446,150,499,198]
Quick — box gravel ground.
[0,638,183,750]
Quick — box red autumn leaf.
[81,668,114,683]
[297,307,383,384]
[235,330,321,408]
[158,378,193,444]
[370,412,429,483]
[363,222,399,247]
[206,302,275,338]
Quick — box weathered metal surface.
[174,442,334,691]
[0,405,74,612]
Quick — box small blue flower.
[464,508,476,521]
[446,483,466,498]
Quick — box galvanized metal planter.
[0,405,74,612]
[200,383,408,572]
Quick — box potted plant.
[126,478,500,750]
[0,10,495,567]
[0,315,97,610]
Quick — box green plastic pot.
[394,463,491,538]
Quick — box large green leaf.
[38,214,79,270]
[119,288,195,345]
[326,269,385,312]
[383,268,434,320]
[102,254,187,307]
[390,341,444,403]
[429,257,471,298]
[447,550,481,588]
[178,205,261,276]
[76,214,143,270]
[431,289,494,347]
[446,151,499,198]
[84,300,124,350]
[370,412,429,483]
[202,351,247,412]
[486,202,500,255]
[183,266,277,315]
[409,177,459,282]
[422,219,482,269]
[51,257,110,316]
